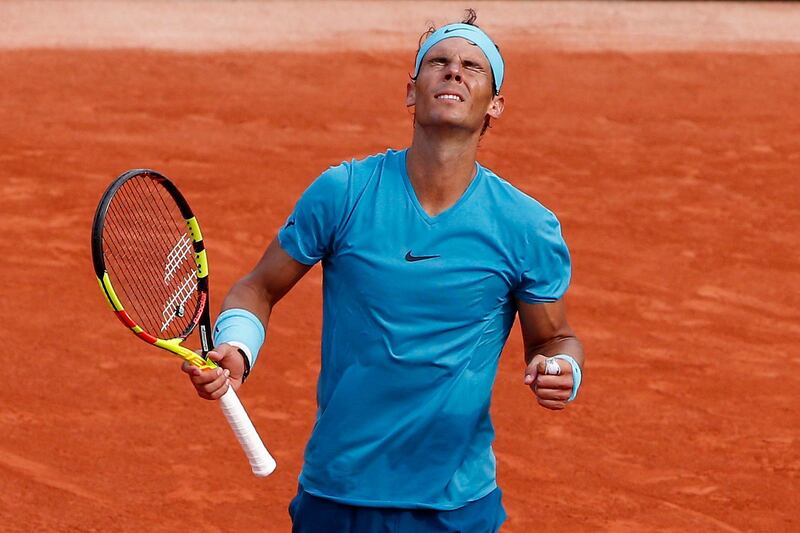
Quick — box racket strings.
[103,174,200,339]
[145,180,201,334]
[105,178,179,334]
[116,176,198,336]
[129,180,197,318]
[129,176,199,335]
[103,189,167,325]
[109,179,175,305]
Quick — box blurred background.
[1,2,798,531]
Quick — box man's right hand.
[181,343,246,400]
[182,237,311,401]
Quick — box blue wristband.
[553,354,582,402]
[213,309,266,372]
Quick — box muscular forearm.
[220,275,274,333]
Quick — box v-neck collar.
[399,148,483,226]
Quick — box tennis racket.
[91,168,276,477]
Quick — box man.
[184,11,584,533]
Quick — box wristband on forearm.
[552,354,582,402]
[213,309,266,381]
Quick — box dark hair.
[410,8,499,136]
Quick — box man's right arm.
[182,237,312,399]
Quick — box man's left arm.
[517,299,584,410]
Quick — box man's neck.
[406,126,481,217]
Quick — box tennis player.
[183,10,584,532]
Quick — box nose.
[444,61,463,83]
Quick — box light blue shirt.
[278,148,570,509]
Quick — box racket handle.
[218,386,277,477]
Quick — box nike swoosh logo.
[284,219,295,228]
[405,251,440,262]
[444,27,476,34]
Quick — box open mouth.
[435,93,464,102]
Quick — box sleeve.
[513,210,572,304]
[277,163,349,265]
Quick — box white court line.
[1,1,800,52]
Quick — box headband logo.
[444,27,475,34]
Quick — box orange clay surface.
[1,2,798,532]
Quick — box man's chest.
[325,214,519,323]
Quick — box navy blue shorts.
[288,485,506,533]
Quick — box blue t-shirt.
[278,148,570,510]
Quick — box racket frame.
[91,169,215,369]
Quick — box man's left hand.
[524,354,573,410]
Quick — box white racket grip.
[218,386,276,477]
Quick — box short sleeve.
[513,211,571,303]
[278,164,348,265]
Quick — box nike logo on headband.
[444,27,477,34]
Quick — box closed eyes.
[427,57,486,72]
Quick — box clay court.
[1,1,798,531]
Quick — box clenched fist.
[524,354,575,410]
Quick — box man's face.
[407,37,504,133]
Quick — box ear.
[406,80,416,107]
[487,94,505,120]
